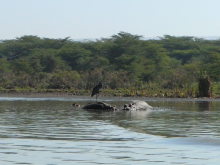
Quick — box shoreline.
[0,92,220,102]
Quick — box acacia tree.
[58,43,92,71]
[203,52,220,81]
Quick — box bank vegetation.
[0,32,220,97]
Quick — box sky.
[1,0,220,40]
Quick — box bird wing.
[91,86,98,97]
[91,83,102,97]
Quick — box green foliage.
[203,52,220,81]
[28,48,70,73]
[48,71,81,89]
[0,58,10,73]
[170,49,200,64]
[11,59,33,75]
[0,32,220,97]
[58,43,91,71]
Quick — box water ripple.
[0,99,220,164]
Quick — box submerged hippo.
[82,102,117,111]
[82,100,152,111]
[123,100,153,111]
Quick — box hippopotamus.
[123,100,153,110]
[82,102,117,111]
[81,100,152,111]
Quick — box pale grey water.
[0,96,220,165]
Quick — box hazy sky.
[1,0,220,40]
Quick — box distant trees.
[0,32,220,95]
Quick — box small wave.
[165,137,220,147]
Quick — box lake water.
[0,96,220,165]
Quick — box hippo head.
[122,100,153,111]
[123,103,136,110]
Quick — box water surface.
[0,96,220,164]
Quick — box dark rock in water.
[82,102,117,111]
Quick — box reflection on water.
[198,101,212,111]
[0,97,220,164]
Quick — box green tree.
[0,58,10,73]
[203,52,220,81]
[58,44,91,71]
[28,48,70,73]
[11,59,33,75]
[48,71,81,89]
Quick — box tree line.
[0,32,220,97]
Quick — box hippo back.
[130,100,153,110]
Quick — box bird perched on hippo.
[91,82,103,102]
[81,82,153,111]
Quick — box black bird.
[91,82,103,102]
